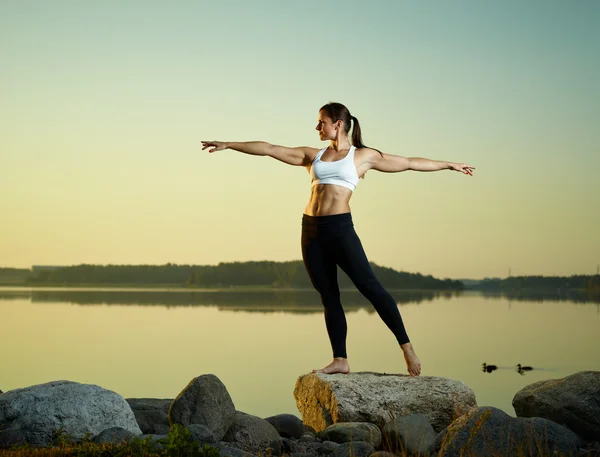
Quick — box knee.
[320,293,342,310]
[356,277,386,297]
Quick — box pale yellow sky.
[1,1,599,279]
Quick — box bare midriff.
[303,184,353,216]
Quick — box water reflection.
[0,288,457,313]
[480,288,599,303]
[516,363,534,375]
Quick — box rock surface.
[264,413,304,439]
[189,423,218,444]
[169,374,236,442]
[294,372,476,433]
[126,398,172,435]
[330,441,375,457]
[513,370,600,443]
[317,422,382,447]
[0,380,141,448]
[218,445,257,457]
[431,406,581,457]
[381,413,436,455]
[223,411,280,450]
[92,427,136,444]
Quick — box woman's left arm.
[362,148,475,176]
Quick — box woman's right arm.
[202,141,316,167]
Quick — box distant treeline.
[20,261,464,290]
[475,275,600,291]
[0,268,31,285]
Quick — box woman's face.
[315,111,338,141]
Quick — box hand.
[201,141,228,153]
[449,163,475,176]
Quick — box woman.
[202,102,474,377]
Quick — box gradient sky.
[1,1,599,279]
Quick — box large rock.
[169,374,236,442]
[188,424,218,444]
[294,372,476,433]
[513,371,600,443]
[431,406,581,457]
[381,414,436,455]
[126,398,172,434]
[223,411,280,450]
[317,422,382,448]
[0,380,142,448]
[264,414,304,439]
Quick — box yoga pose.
[202,102,474,376]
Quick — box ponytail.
[350,115,366,149]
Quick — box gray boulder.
[189,423,218,444]
[317,422,382,448]
[223,411,280,450]
[431,406,581,457]
[126,398,172,434]
[264,413,304,438]
[219,446,257,457]
[0,380,142,448]
[93,427,136,444]
[294,372,476,433]
[382,413,436,455]
[330,440,375,457]
[318,440,340,454]
[169,374,236,442]
[513,370,600,443]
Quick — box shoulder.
[354,146,383,163]
[303,146,322,161]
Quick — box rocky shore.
[1,371,599,456]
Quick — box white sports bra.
[309,146,359,191]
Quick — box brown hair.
[319,102,366,148]
[319,102,381,155]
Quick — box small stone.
[299,433,315,443]
[318,440,340,454]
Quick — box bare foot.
[401,343,421,376]
[312,357,350,374]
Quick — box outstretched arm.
[202,141,316,167]
[362,148,475,176]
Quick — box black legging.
[301,212,410,358]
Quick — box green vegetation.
[21,261,464,290]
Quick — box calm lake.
[1,287,598,419]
